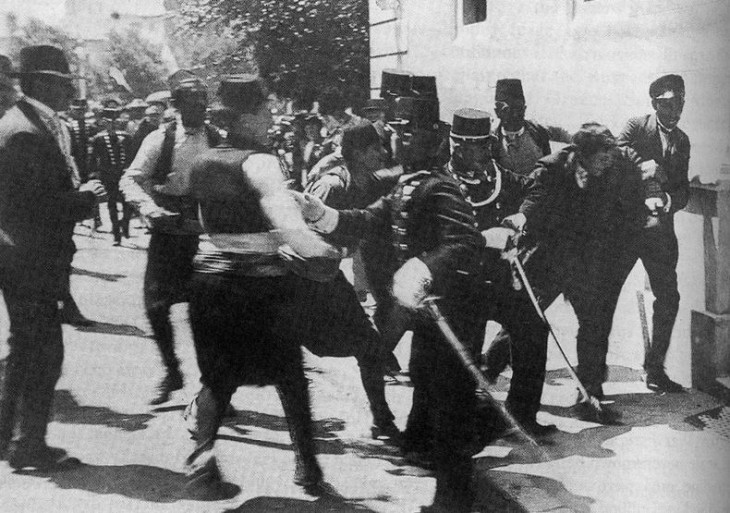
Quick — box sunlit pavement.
[0,219,728,513]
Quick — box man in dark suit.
[615,74,690,393]
[0,46,106,470]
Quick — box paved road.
[1,222,729,513]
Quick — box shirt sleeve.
[119,128,164,214]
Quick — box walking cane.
[422,298,541,450]
[509,257,604,416]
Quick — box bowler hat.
[412,75,438,99]
[14,45,76,79]
[451,108,491,139]
[649,74,684,99]
[495,78,525,103]
[217,74,266,113]
[380,69,413,98]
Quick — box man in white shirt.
[120,70,221,405]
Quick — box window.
[463,0,487,25]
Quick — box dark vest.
[151,121,222,221]
[190,146,268,234]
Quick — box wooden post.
[687,180,730,393]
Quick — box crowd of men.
[0,44,690,513]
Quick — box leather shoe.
[646,372,685,394]
[8,443,81,471]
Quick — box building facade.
[370,0,730,388]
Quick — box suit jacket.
[617,113,691,222]
[0,100,97,297]
[518,146,645,293]
[492,120,552,158]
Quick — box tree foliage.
[5,14,169,101]
[106,29,169,98]
[6,13,82,72]
[172,0,369,108]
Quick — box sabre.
[422,298,541,450]
[510,257,604,414]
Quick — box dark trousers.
[285,271,394,426]
[107,188,133,243]
[402,299,483,512]
[187,272,320,481]
[0,283,64,449]
[613,226,680,373]
[143,232,199,374]
[482,287,549,422]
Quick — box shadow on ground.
[72,321,150,338]
[33,463,239,503]
[225,495,379,512]
[70,266,127,282]
[52,390,154,432]
[477,470,594,513]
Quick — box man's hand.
[143,208,181,231]
[640,160,658,180]
[290,191,326,222]
[80,179,107,201]
[482,227,516,251]
[500,213,527,233]
[645,197,665,213]
[392,257,432,310]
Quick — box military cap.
[168,69,207,95]
[361,98,388,113]
[380,69,413,98]
[450,108,491,139]
[70,98,88,110]
[392,96,440,129]
[495,78,525,103]
[649,74,684,99]
[412,75,438,99]
[101,107,121,120]
[341,123,382,162]
[217,74,266,113]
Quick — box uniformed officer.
[90,107,133,246]
[295,120,484,513]
[446,108,557,437]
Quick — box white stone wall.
[370,0,730,385]
[370,0,730,183]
